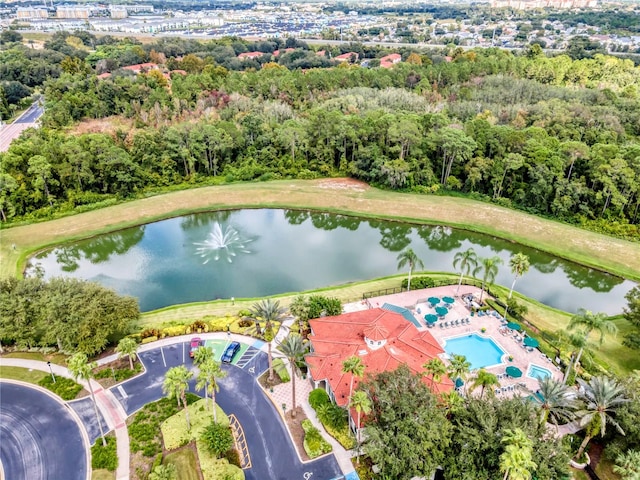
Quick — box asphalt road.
[0,381,88,480]
[16,103,44,124]
[112,342,342,480]
[0,99,44,152]
[69,396,109,445]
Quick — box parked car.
[221,341,241,363]
[189,337,203,358]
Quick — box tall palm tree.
[115,337,138,370]
[508,252,530,300]
[163,365,193,430]
[196,358,227,422]
[342,356,365,409]
[532,377,576,428]
[396,248,424,291]
[447,354,471,394]
[350,390,372,465]
[567,309,617,381]
[473,256,503,303]
[68,352,107,446]
[471,369,500,399]
[249,298,288,382]
[438,390,464,419]
[192,345,214,366]
[453,248,478,296]
[561,330,588,384]
[278,334,307,418]
[574,376,629,459]
[500,428,536,480]
[423,358,448,391]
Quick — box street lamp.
[227,324,231,339]
[47,361,56,383]
[282,403,287,415]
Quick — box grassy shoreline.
[1,179,639,280]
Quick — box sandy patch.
[315,178,369,192]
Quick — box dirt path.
[1,179,639,279]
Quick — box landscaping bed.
[94,358,143,388]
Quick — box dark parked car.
[221,341,241,363]
[189,337,203,358]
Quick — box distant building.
[491,0,597,8]
[380,53,402,68]
[121,62,158,74]
[56,5,91,19]
[335,52,359,62]
[238,51,264,60]
[273,48,295,57]
[16,7,48,20]
[109,7,128,19]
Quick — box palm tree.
[438,390,464,419]
[561,330,589,384]
[574,376,629,459]
[196,358,227,422]
[68,352,107,446]
[473,256,503,303]
[278,334,307,418]
[567,309,618,382]
[192,345,214,366]
[423,358,448,391]
[532,377,576,428]
[396,248,424,291]
[508,253,530,300]
[453,248,478,296]
[115,337,138,370]
[350,390,372,465]
[342,356,365,409]
[500,428,536,480]
[471,369,500,399]
[163,365,193,430]
[447,354,471,394]
[249,298,288,382]
[613,450,640,480]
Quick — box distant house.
[335,52,359,62]
[316,50,326,57]
[305,308,453,428]
[380,53,402,68]
[96,72,112,79]
[237,51,264,60]
[121,62,159,74]
[273,48,295,57]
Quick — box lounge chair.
[495,388,501,395]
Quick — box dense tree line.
[0,37,639,239]
[0,276,139,355]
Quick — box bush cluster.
[302,419,332,458]
[402,276,436,289]
[38,375,82,400]
[94,362,143,382]
[201,421,234,457]
[91,435,118,471]
[309,388,330,409]
[308,389,356,449]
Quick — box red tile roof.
[273,48,295,56]
[306,308,453,421]
[380,53,402,68]
[122,62,158,73]
[238,51,264,59]
[335,52,358,61]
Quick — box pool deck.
[344,284,563,398]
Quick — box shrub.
[38,375,82,400]
[201,421,234,457]
[91,435,118,471]
[309,388,330,409]
[302,419,332,458]
[149,464,177,480]
[141,328,161,339]
[190,320,207,332]
[273,358,290,382]
[222,448,241,467]
[162,326,186,337]
[238,317,254,328]
[141,336,158,344]
[401,276,435,289]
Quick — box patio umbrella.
[424,314,438,324]
[435,306,448,317]
[428,297,440,305]
[506,322,522,331]
[523,337,539,348]
[455,377,464,389]
[442,296,455,304]
[505,366,523,378]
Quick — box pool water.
[527,364,552,381]
[444,334,506,370]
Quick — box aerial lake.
[31,209,635,313]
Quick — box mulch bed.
[284,406,311,462]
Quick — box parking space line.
[228,414,251,469]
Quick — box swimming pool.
[443,334,506,370]
[527,364,552,381]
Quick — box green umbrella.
[435,306,448,316]
[428,297,440,305]
[424,314,438,324]
[455,377,464,388]
[524,337,539,348]
[442,296,455,304]
[506,366,522,378]
[506,322,521,331]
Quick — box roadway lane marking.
[228,414,251,469]
[117,386,128,399]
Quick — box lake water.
[31,209,635,313]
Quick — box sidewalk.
[0,358,130,480]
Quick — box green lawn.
[2,351,68,365]
[164,449,199,480]
[0,366,46,384]
[91,469,115,480]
